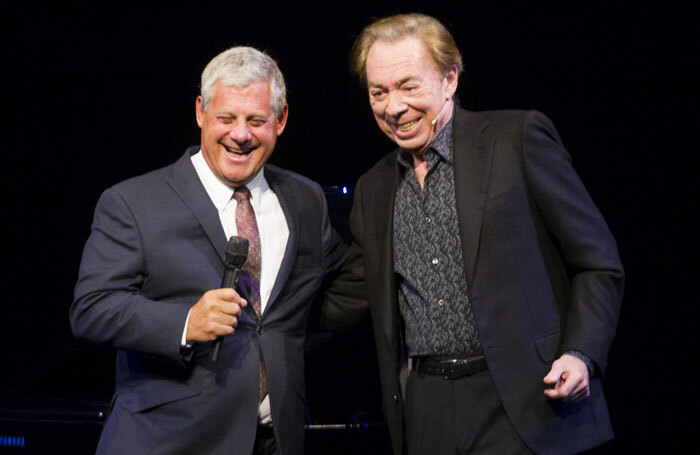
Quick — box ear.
[443,64,459,100]
[195,96,205,128]
[275,104,289,135]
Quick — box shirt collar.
[191,150,268,213]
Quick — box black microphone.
[211,236,249,361]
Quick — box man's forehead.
[211,80,273,111]
[366,37,439,80]
[214,78,270,95]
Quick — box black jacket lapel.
[452,108,493,292]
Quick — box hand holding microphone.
[184,236,249,361]
[211,236,249,361]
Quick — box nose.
[385,90,407,118]
[228,120,252,146]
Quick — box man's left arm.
[520,111,624,401]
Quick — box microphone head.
[224,236,249,268]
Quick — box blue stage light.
[0,435,25,447]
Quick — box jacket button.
[392,395,399,404]
[256,325,263,335]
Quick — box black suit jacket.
[71,148,346,455]
[325,108,624,455]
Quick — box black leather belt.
[414,355,487,380]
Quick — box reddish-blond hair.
[350,13,463,85]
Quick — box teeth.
[225,146,249,155]
[398,120,418,131]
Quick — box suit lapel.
[452,108,493,291]
[166,148,228,264]
[370,158,401,357]
[263,167,298,315]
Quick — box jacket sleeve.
[521,110,624,375]
[320,176,369,332]
[69,187,191,364]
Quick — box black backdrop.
[2,2,698,453]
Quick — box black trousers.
[405,368,533,455]
[252,424,277,455]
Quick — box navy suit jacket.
[71,147,346,455]
[324,109,624,455]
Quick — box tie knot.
[233,186,251,202]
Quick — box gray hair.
[200,46,287,116]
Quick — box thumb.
[543,361,564,384]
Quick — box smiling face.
[196,79,288,188]
[365,36,458,155]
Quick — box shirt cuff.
[181,309,193,348]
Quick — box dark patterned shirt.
[393,117,482,357]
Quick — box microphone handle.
[211,267,243,361]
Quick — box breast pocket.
[484,187,520,213]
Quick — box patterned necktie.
[233,186,267,401]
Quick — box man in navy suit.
[70,46,346,455]
[324,13,624,455]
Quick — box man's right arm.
[320,177,370,331]
[70,188,245,363]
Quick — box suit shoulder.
[459,109,561,145]
[105,150,192,202]
[470,108,528,129]
[108,163,172,199]
[472,109,557,131]
[357,150,397,187]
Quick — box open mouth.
[223,145,252,156]
[397,119,419,132]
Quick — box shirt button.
[438,299,445,306]
[425,217,431,223]
[432,258,439,265]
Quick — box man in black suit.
[324,13,624,455]
[70,46,346,455]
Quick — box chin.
[395,134,430,152]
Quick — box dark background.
[1,2,697,453]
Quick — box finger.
[564,387,589,404]
[218,301,246,317]
[212,312,238,326]
[546,383,588,402]
[558,368,587,399]
[543,388,559,399]
[544,378,567,398]
[563,384,590,403]
[208,323,234,339]
[544,370,572,399]
[543,361,564,385]
[214,288,247,305]
[564,379,590,403]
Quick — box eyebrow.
[214,110,270,119]
[369,75,420,90]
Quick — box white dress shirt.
[185,150,289,424]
